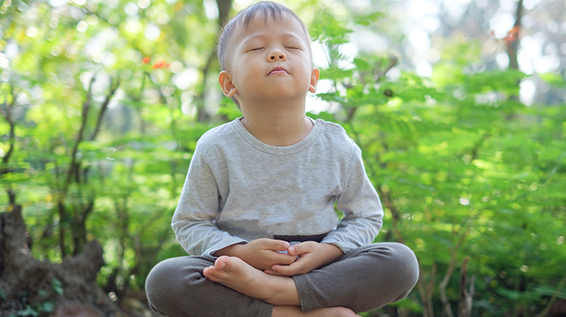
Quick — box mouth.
[268,66,289,75]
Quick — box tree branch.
[1,83,18,205]
[0,84,17,170]
[534,271,566,317]
[439,226,470,317]
[63,76,95,194]
[57,76,95,257]
[418,263,437,317]
[379,190,405,244]
[90,79,120,141]
[458,256,474,317]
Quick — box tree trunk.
[216,0,232,27]
[439,254,456,317]
[507,0,524,70]
[418,263,436,317]
[0,206,124,316]
[195,0,233,122]
[458,256,475,317]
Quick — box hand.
[265,242,344,276]
[213,238,297,271]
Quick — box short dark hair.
[217,1,312,71]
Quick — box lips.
[268,66,289,75]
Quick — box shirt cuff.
[203,238,248,257]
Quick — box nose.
[267,49,286,62]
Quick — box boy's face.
[219,14,319,106]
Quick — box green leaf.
[353,12,386,26]
[539,73,566,87]
[40,301,54,313]
[52,278,63,295]
[495,287,541,300]
[532,286,566,299]
[307,111,336,122]
[17,306,38,317]
[320,65,353,80]
[353,57,371,71]
[309,9,353,45]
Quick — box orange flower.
[142,56,151,64]
[504,26,520,45]
[152,59,169,69]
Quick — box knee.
[145,258,183,313]
[362,243,419,297]
[145,257,206,316]
[387,243,419,297]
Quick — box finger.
[266,239,290,251]
[263,269,292,276]
[288,242,314,256]
[271,260,307,276]
[271,264,302,276]
[267,252,296,265]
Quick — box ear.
[308,67,320,93]
[219,71,238,97]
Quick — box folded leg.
[293,242,419,313]
[145,256,272,317]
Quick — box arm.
[173,142,295,269]
[172,143,246,257]
[321,146,383,253]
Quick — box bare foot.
[272,306,358,317]
[203,256,300,306]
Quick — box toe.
[214,256,230,270]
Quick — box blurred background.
[0,0,565,316]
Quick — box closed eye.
[286,47,300,50]
[248,48,264,52]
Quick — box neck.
[239,97,313,146]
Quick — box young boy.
[145,2,419,316]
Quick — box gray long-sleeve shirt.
[172,117,383,257]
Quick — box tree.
[1,0,564,316]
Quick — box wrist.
[213,242,246,257]
[320,243,343,262]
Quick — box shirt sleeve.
[171,142,247,257]
[321,146,383,253]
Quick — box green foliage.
[309,9,353,46]
[13,300,54,316]
[308,6,566,316]
[16,306,38,317]
[538,72,566,87]
[1,1,564,316]
[51,279,63,296]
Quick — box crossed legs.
[145,243,419,317]
[203,256,357,317]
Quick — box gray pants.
[145,243,419,317]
